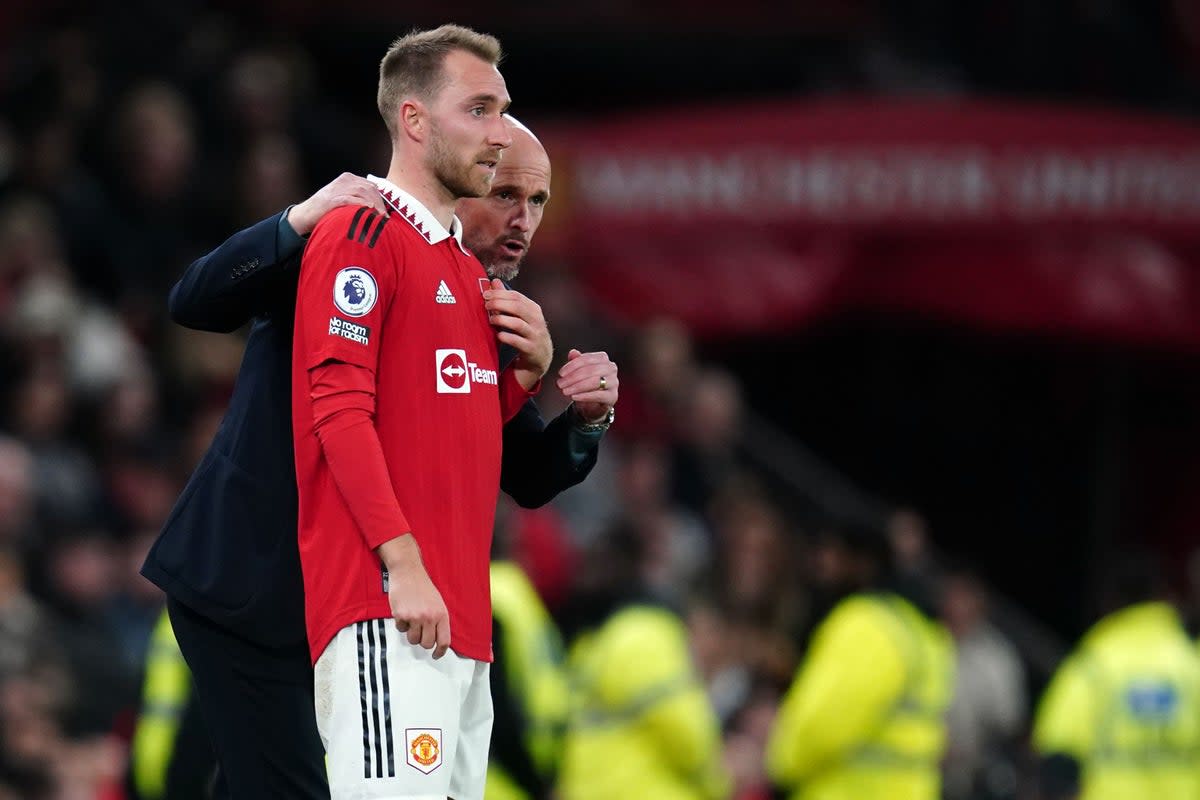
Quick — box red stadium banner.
[541,100,1200,346]
[548,99,1200,235]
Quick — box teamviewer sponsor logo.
[436,349,498,394]
[328,316,371,345]
[436,349,469,393]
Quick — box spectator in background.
[766,519,954,800]
[105,530,164,673]
[0,546,59,682]
[8,364,100,529]
[35,529,136,738]
[618,439,710,605]
[688,601,752,726]
[618,317,697,441]
[888,507,942,615]
[1033,552,1200,800]
[557,522,729,800]
[233,134,305,229]
[706,486,804,688]
[103,82,206,313]
[0,668,62,799]
[671,367,745,513]
[940,566,1026,800]
[722,685,782,800]
[0,196,71,319]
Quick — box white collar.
[367,175,467,252]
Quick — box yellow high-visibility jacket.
[557,604,729,800]
[766,593,954,800]
[129,608,192,800]
[1033,602,1200,800]
[486,561,570,800]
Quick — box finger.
[491,278,506,291]
[483,295,536,316]
[556,361,610,381]
[484,303,536,323]
[496,332,551,355]
[557,367,616,393]
[406,622,423,646]
[395,618,410,633]
[560,384,618,402]
[357,191,389,217]
[340,187,387,214]
[420,619,437,650]
[433,619,451,660]
[558,353,611,378]
[333,198,377,220]
[488,315,533,335]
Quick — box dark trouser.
[167,596,329,800]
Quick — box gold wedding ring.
[599,376,608,391]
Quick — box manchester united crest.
[405,728,442,774]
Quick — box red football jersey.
[292,182,508,664]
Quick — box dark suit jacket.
[141,211,601,647]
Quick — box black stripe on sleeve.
[347,207,369,241]
[366,620,384,778]
[357,212,377,244]
[357,623,372,779]
[367,214,389,249]
[377,619,396,777]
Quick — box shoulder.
[814,596,904,652]
[827,594,887,627]
[309,205,394,253]
[608,606,687,653]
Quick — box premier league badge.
[333,267,378,317]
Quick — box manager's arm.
[169,174,388,332]
[501,401,604,508]
[497,336,619,507]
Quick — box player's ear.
[400,99,427,142]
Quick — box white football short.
[314,618,493,800]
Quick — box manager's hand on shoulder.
[287,173,389,236]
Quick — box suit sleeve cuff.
[566,424,604,463]
[277,206,308,259]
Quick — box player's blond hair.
[377,25,503,138]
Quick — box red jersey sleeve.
[499,367,540,423]
[295,205,400,373]
[310,362,411,551]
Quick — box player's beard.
[428,121,492,200]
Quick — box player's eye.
[470,106,485,117]
[495,190,514,201]
[531,195,547,207]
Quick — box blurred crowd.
[2,5,1199,800]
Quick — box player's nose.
[488,115,513,150]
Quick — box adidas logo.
[435,280,456,304]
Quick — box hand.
[483,278,553,389]
[287,173,389,236]
[557,349,618,423]
[376,535,451,659]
